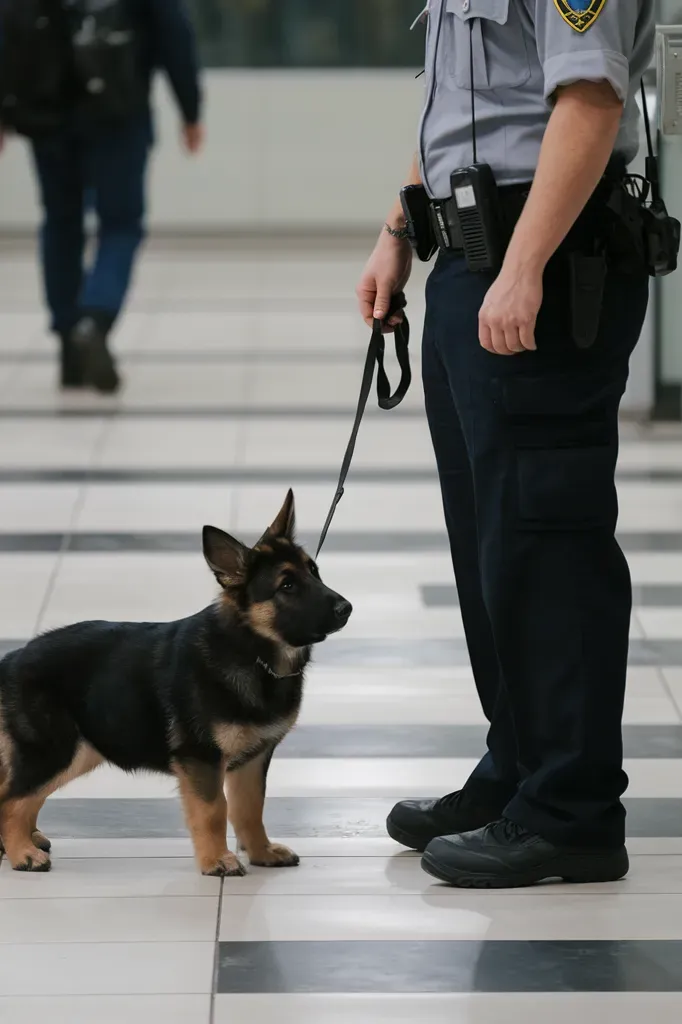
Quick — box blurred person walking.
[0,0,203,393]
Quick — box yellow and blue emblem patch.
[553,0,607,33]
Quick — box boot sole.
[421,847,629,889]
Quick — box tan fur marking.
[174,761,243,876]
[226,751,298,868]
[212,712,298,762]
[49,743,104,794]
[246,603,300,675]
[247,600,279,642]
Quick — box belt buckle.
[430,202,452,250]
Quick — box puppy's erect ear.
[202,526,249,587]
[260,488,296,544]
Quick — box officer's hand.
[356,230,412,331]
[478,264,542,355]
[182,123,205,155]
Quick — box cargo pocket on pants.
[516,445,616,531]
[498,372,623,532]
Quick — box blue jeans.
[422,250,649,847]
[31,116,151,335]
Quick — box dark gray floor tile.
[315,637,471,666]
[422,583,682,608]
[36,797,682,839]
[316,638,682,667]
[421,584,460,607]
[0,406,425,420]
[0,349,369,365]
[629,640,682,666]
[0,466,678,485]
[0,530,678,556]
[3,635,682,667]
[633,586,682,606]
[280,725,682,759]
[617,469,682,482]
[217,939,682,993]
[0,468,438,485]
[0,534,63,552]
[0,640,22,657]
[624,534,682,552]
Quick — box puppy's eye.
[280,580,295,592]
[309,562,320,579]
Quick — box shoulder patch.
[553,0,607,33]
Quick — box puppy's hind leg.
[1,742,104,872]
[0,795,52,872]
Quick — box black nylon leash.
[315,293,411,557]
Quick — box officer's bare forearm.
[386,154,422,231]
[503,81,624,274]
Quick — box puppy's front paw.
[250,843,300,868]
[11,845,51,872]
[201,851,246,877]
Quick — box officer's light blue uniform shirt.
[419,0,656,197]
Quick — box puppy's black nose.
[334,598,353,623]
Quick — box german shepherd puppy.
[0,490,351,875]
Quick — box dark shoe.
[421,819,629,889]
[71,317,120,394]
[387,790,507,852]
[59,334,85,390]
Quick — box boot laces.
[489,818,532,843]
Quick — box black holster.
[568,252,607,350]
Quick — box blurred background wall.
[0,0,424,232]
[0,0,676,416]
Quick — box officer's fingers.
[490,324,511,356]
[373,284,394,322]
[356,282,377,327]
[504,326,525,355]
[479,320,494,352]
[519,320,537,351]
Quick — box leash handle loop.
[316,294,411,557]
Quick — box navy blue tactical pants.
[422,251,650,848]
[31,116,151,336]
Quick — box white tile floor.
[1,241,682,1020]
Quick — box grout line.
[209,878,225,1023]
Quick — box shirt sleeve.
[148,0,203,125]
[531,0,642,103]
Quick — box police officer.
[0,0,203,394]
[357,0,655,887]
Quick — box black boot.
[71,317,120,395]
[386,788,509,852]
[421,818,629,889]
[59,334,86,389]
